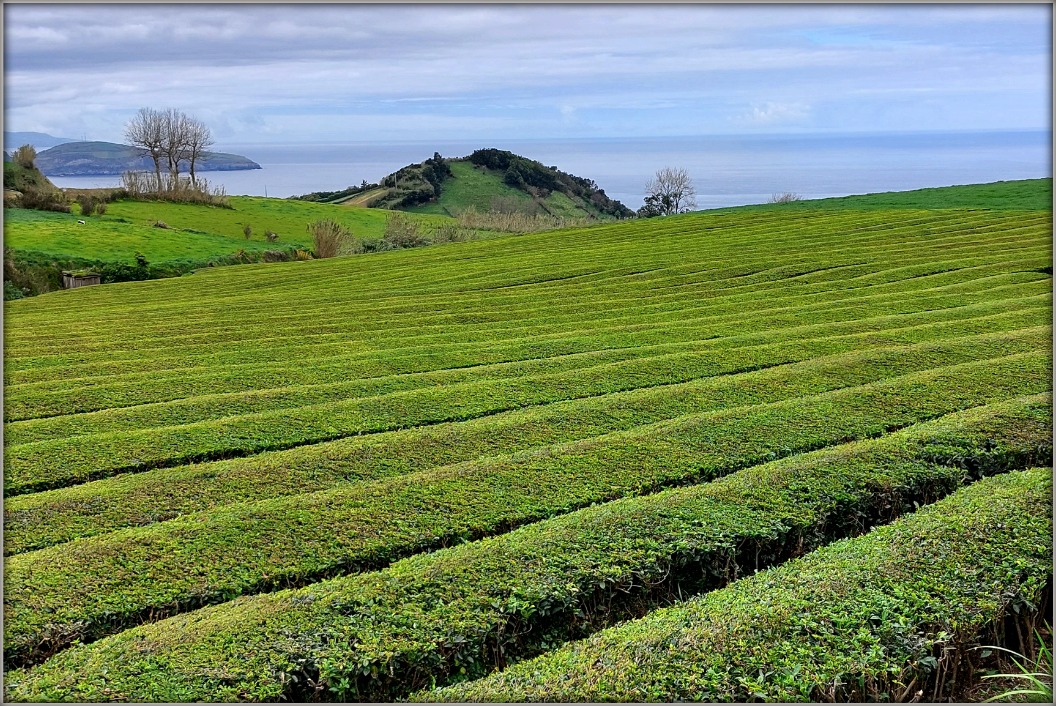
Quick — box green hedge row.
[3,396,1049,701]
[8,254,1043,390]
[5,249,1040,379]
[14,291,1045,444]
[7,209,1043,338]
[427,466,1053,703]
[5,311,1049,495]
[3,351,1050,667]
[4,321,1049,555]
[6,263,1047,420]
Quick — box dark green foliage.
[429,467,1052,703]
[18,185,71,213]
[4,279,26,300]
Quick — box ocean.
[46,130,1051,211]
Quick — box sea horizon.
[44,128,1052,211]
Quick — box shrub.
[4,279,25,300]
[430,222,474,244]
[265,230,278,242]
[94,201,107,216]
[120,171,231,208]
[19,186,70,213]
[308,220,354,258]
[382,213,427,249]
[769,192,803,204]
[243,224,253,240]
[12,144,36,170]
[455,207,589,234]
[75,194,97,217]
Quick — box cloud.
[743,102,812,126]
[2,4,1049,142]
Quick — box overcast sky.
[3,3,1051,147]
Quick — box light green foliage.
[426,468,1053,703]
[1,182,1052,700]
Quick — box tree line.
[123,108,214,191]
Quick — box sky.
[2,2,1052,148]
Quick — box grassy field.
[404,160,537,216]
[2,180,1052,702]
[724,178,1053,213]
[4,195,453,265]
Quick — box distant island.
[29,140,261,177]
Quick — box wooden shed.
[61,271,101,289]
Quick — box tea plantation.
[3,180,1052,702]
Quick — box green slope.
[405,160,536,216]
[2,180,1051,701]
[3,195,454,277]
[314,149,634,221]
[719,178,1053,213]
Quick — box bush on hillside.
[309,219,359,258]
[76,194,98,217]
[12,144,36,170]
[4,278,26,300]
[121,170,231,208]
[382,213,428,249]
[20,185,70,213]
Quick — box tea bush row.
[4,397,1049,701]
[4,322,1048,494]
[5,319,1046,555]
[3,352,1049,666]
[427,467,1052,703]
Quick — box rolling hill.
[2,180,1052,702]
[294,148,635,220]
[3,131,77,151]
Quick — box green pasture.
[2,180,1052,702]
[404,160,607,219]
[405,160,538,216]
[3,195,453,266]
[722,177,1053,213]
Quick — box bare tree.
[638,167,697,217]
[185,117,214,186]
[160,108,191,188]
[124,108,165,190]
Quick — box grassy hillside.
[301,149,634,221]
[722,178,1053,213]
[3,181,1052,702]
[403,159,537,215]
[3,160,58,193]
[3,195,458,295]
